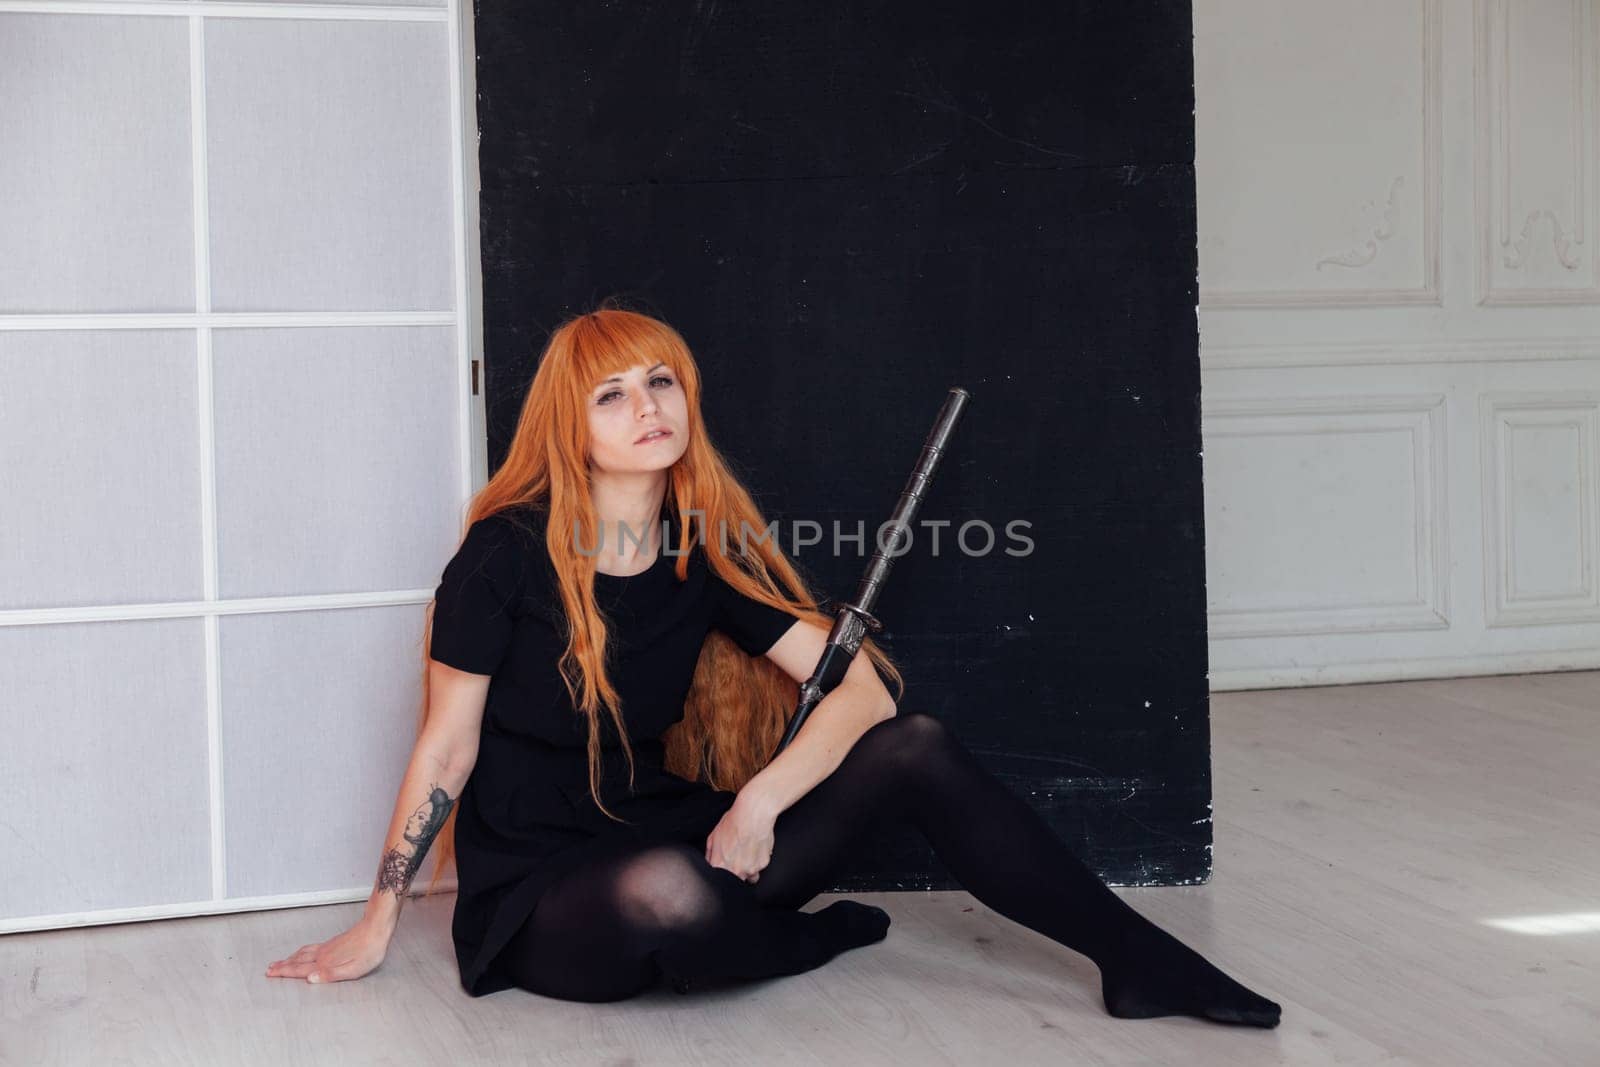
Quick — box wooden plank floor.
[5,669,1596,1065]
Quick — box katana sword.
[767,386,971,760]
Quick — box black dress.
[428,502,799,997]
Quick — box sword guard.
[837,600,883,633]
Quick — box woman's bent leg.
[749,713,1281,1028]
[499,840,889,1002]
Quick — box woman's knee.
[868,711,955,761]
[838,711,959,797]
[893,710,950,742]
[611,843,727,931]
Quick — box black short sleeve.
[707,567,799,656]
[430,514,530,675]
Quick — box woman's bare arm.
[362,660,490,929]
[360,740,474,934]
[266,662,489,983]
[734,620,897,821]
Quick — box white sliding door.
[0,0,486,932]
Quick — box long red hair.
[417,306,903,895]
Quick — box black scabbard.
[766,386,971,761]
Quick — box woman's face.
[585,360,690,475]
[404,809,430,840]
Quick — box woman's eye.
[596,377,671,404]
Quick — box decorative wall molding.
[1210,644,1600,691]
[1202,336,1600,371]
[1475,0,1600,304]
[1504,208,1583,272]
[1203,394,1450,638]
[1198,3,1600,690]
[1479,392,1600,627]
[1316,175,1404,271]
[1200,0,1442,309]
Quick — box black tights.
[501,713,1281,1027]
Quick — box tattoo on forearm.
[374,785,456,898]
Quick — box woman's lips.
[636,430,673,444]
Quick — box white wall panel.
[1477,0,1600,304]
[1199,1,1600,687]
[0,14,194,313]
[252,0,444,6]
[210,326,460,598]
[0,618,211,921]
[1196,0,1440,306]
[0,330,202,609]
[1204,396,1448,637]
[204,18,455,312]
[1481,393,1600,625]
[220,604,426,898]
